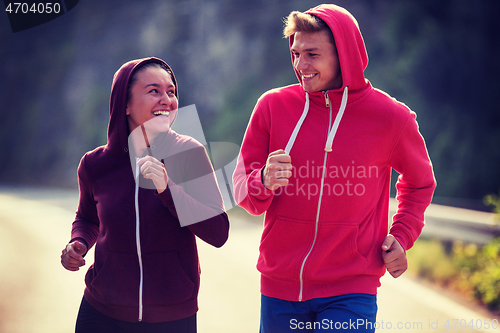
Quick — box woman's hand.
[61,241,87,272]
[137,156,169,193]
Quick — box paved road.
[0,187,497,332]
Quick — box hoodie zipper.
[134,159,144,321]
[297,91,333,302]
[324,91,331,108]
[285,89,348,301]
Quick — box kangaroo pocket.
[304,222,367,281]
[142,251,195,306]
[88,251,140,307]
[88,251,195,308]
[257,216,315,281]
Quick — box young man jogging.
[233,4,436,332]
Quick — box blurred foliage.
[0,0,499,205]
[484,192,500,222]
[408,238,500,312]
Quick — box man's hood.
[106,57,178,157]
[290,4,369,92]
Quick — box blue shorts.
[260,294,377,333]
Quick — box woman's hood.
[106,57,178,157]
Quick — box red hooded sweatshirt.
[233,5,436,302]
[69,57,229,322]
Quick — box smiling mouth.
[302,73,317,79]
[153,111,170,116]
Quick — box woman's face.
[126,66,178,133]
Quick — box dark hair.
[126,62,175,104]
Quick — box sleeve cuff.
[248,167,274,200]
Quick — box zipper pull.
[324,91,330,107]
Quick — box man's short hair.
[283,11,334,45]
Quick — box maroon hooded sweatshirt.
[69,57,229,323]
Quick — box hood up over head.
[289,4,369,92]
[106,57,178,158]
[282,5,371,153]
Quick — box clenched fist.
[61,241,87,272]
[262,149,293,191]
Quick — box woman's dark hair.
[126,61,175,105]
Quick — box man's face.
[291,30,342,92]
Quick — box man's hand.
[61,241,87,272]
[262,149,293,191]
[381,234,407,278]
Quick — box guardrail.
[389,198,500,246]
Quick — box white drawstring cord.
[325,86,348,152]
[134,159,144,321]
[284,92,309,155]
